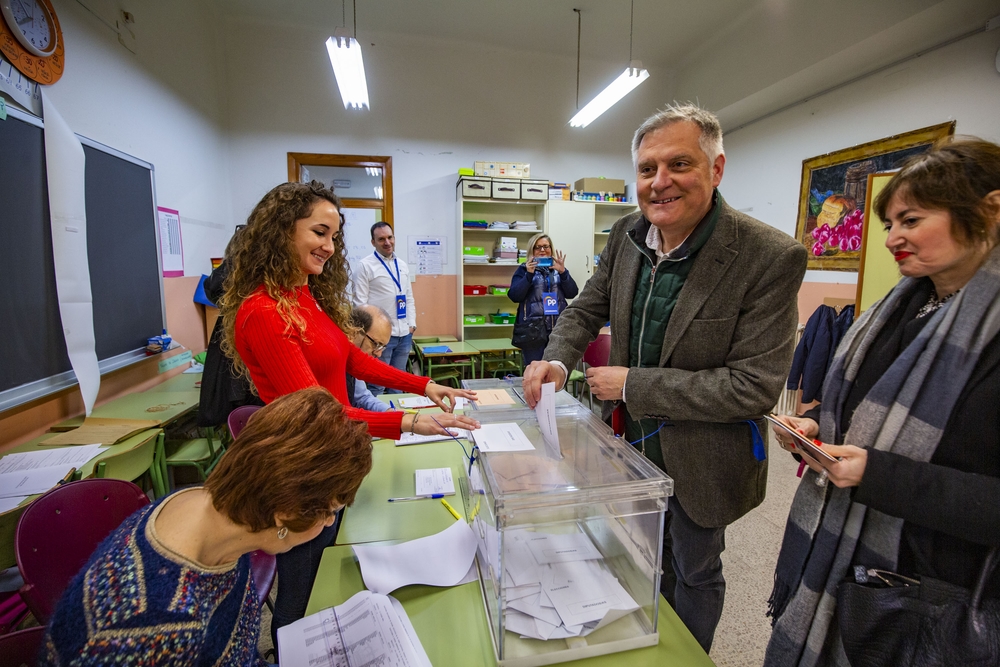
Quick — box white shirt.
[353,251,417,337]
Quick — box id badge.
[396,295,407,319]
[542,292,559,315]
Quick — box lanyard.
[374,252,403,294]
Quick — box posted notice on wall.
[407,236,446,275]
[157,207,184,277]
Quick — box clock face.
[0,0,62,84]
[1,0,55,57]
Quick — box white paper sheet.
[0,496,28,514]
[414,468,455,496]
[525,532,602,564]
[0,466,74,498]
[398,396,435,408]
[394,429,470,447]
[0,444,105,474]
[541,559,639,629]
[471,423,535,452]
[42,91,101,416]
[277,590,431,667]
[535,382,561,453]
[353,520,478,594]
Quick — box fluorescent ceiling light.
[326,32,370,110]
[569,61,649,128]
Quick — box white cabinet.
[545,200,638,294]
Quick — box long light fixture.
[326,27,370,110]
[569,61,649,128]
[569,2,648,128]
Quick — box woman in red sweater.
[219,180,480,644]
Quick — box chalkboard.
[0,107,165,412]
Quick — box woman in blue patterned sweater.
[40,386,373,666]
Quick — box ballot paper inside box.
[465,404,673,667]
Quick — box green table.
[305,545,714,667]
[468,338,522,377]
[415,341,482,383]
[145,372,202,392]
[336,436,470,545]
[52,390,200,431]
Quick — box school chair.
[92,429,167,499]
[567,333,613,410]
[227,405,261,440]
[15,479,150,623]
[161,426,226,488]
[0,625,45,667]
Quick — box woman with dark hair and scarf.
[765,137,1000,666]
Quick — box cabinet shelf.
[464,323,515,328]
[462,228,540,234]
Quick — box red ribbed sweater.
[235,286,428,439]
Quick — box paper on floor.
[354,519,478,594]
[276,589,431,667]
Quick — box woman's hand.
[525,257,538,274]
[797,443,868,488]
[405,411,480,436]
[771,415,819,452]
[425,383,477,413]
[552,250,566,273]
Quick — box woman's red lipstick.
[894,251,913,261]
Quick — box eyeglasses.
[364,333,387,354]
[534,244,552,251]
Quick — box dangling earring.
[277,526,288,540]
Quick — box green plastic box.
[491,313,515,324]
[488,285,510,295]
[464,314,486,325]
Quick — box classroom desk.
[468,338,521,377]
[51,390,200,432]
[305,545,715,667]
[336,436,470,546]
[415,341,481,382]
[144,371,202,393]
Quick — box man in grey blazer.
[523,104,807,652]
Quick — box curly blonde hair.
[220,181,354,379]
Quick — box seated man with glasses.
[348,305,393,412]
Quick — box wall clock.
[0,0,64,85]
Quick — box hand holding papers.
[277,590,431,667]
[353,520,478,595]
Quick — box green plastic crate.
[491,313,515,324]
[463,245,486,256]
[488,285,510,295]
[464,314,486,325]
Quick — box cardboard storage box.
[520,179,548,200]
[574,177,626,194]
[491,178,520,199]
[458,176,492,198]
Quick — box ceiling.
[213,0,1000,130]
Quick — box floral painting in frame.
[795,121,955,271]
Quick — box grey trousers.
[660,496,727,653]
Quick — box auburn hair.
[875,136,1000,246]
[205,387,372,534]
[219,181,353,379]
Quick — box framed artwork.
[795,121,955,271]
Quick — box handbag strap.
[970,546,1000,609]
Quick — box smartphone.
[764,414,839,468]
[536,257,553,267]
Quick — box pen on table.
[388,494,444,502]
[389,400,395,410]
[441,498,462,520]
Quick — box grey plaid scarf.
[764,245,1000,667]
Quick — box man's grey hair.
[631,103,724,167]
[350,304,393,333]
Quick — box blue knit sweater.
[40,492,265,666]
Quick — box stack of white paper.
[502,530,639,641]
[414,468,455,496]
[0,443,106,501]
[277,590,431,667]
[513,221,538,230]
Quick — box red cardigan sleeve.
[346,344,430,396]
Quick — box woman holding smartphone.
[508,233,579,364]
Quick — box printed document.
[276,590,431,667]
[471,423,535,452]
[394,429,470,446]
[414,468,455,496]
[0,467,74,498]
[0,444,105,474]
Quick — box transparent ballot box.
[462,377,579,411]
[466,405,672,666]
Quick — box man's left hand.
[585,366,628,401]
[409,326,416,334]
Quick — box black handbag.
[511,317,549,350]
[837,547,1000,667]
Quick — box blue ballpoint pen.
[389,400,395,409]
[388,494,444,502]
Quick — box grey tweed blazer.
[544,197,807,528]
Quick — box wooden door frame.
[287,153,393,227]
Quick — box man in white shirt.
[354,222,417,394]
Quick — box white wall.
[720,29,1000,283]
[43,0,235,276]
[220,18,666,274]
